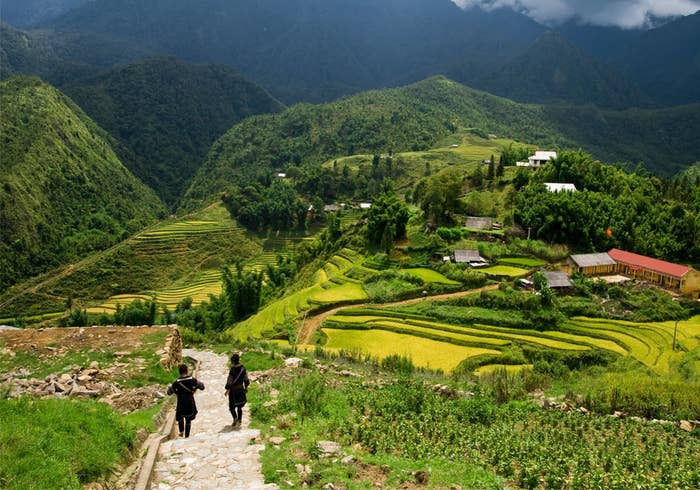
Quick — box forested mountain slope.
[183,76,700,210]
[62,57,284,206]
[44,0,545,103]
[0,0,93,28]
[0,21,149,86]
[0,77,165,291]
[476,31,651,109]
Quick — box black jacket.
[168,376,205,419]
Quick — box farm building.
[324,204,341,212]
[568,253,617,276]
[544,271,573,289]
[359,202,372,210]
[545,183,577,193]
[608,248,691,292]
[453,249,489,267]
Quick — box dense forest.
[0,77,165,291]
[62,57,284,206]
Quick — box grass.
[0,398,136,490]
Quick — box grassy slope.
[0,76,166,292]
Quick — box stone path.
[150,349,278,490]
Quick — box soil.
[0,325,167,353]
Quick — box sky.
[452,0,700,28]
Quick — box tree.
[487,154,495,181]
[471,165,484,189]
[365,192,409,251]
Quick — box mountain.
[183,76,700,209]
[475,31,652,109]
[44,0,545,103]
[0,0,93,28]
[0,21,149,86]
[0,76,166,292]
[62,57,284,207]
[614,11,700,106]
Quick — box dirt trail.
[297,284,499,344]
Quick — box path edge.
[132,356,201,490]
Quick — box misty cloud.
[452,0,700,28]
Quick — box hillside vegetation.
[185,76,700,211]
[63,57,284,206]
[0,76,165,292]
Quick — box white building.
[516,151,558,168]
[545,183,577,193]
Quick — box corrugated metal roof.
[544,271,572,288]
[454,249,486,263]
[570,253,616,268]
[609,248,689,279]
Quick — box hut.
[453,249,489,267]
[544,271,572,290]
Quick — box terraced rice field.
[320,310,700,374]
[403,268,460,285]
[231,249,370,340]
[498,257,547,267]
[477,265,530,277]
[323,329,501,373]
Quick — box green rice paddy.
[498,257,547,267]
[477,265,530,277]
[403,268,460,285]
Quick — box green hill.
[62,57,284,207]
[184,76,700,209]
[476,31,651,109]
[0,76,166,292]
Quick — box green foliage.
[0,398,135,489]
[364,192,409,251]
[0,76,165,291]
[294,372,326,423]
[515,150,700,262]
[62,57,283,207]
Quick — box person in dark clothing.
[224,353,250,427]
[167,364,205,438]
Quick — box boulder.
[317,440,341,457]
[285,357,303,368]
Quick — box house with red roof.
[608,248,691,292]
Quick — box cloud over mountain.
[453,0,700,28]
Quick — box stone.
[89,361,99,369]
[269,436,286,445]
[284,357,303,368]
[341,455,356,464]
[317,441,341,457]
[679,420,694,432]
[323,484,336,490]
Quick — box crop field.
[477,265,530,277]
[320,309,700,373]
[402,268,460,285]
[497,257,546,267]
[322,328,501,372]
[230,249,371,340]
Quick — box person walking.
[225,353,250,427]
[167,364,205,438]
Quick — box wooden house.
[453,249,489,267]
[544,271,572,290]
[568,253,616,276]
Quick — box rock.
[53,382,68,393]
[679,420,694,432]
[295,464,311,476]
[89,361,99,369]
[317,440,341,457]
[450,486,463,490]
[323,484,335,490]
[412,471,429,484]
[114,351,131,356]
[77,374,92,383]
[341,455,356,464]
[578,407,589,414]
[269,436,286,445]
[284,357,303,368]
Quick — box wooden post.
[673,320,679,351]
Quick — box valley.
[2,2,700,487]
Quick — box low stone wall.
[158,325,182,370]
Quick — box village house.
[544,271,573,290]
[453,249,489,267]
[516,150,557,168]
[608,248,692,292]
[545,183,577,193]
[568,253,617,276]
[323,204,342,213]
[359,202,372,210]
